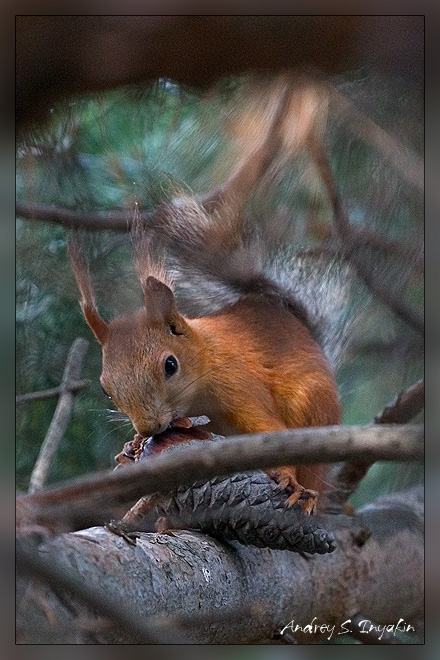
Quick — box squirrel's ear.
[143,276,179,325]
[68,239,108,344]
[81,302,108,345]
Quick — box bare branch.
[353,229,424,275]
[16,201,142,232]
[308,137,424,334]
[321,461,372,515]
[28,338,89,495]
[296,233,423,276]
[17,200,424,287]
[16,485,424,644]
[323,379,424,514]
[346,338,423,359]
[19,424,423,530]
[16,379,90,406]
[374,378,424,425]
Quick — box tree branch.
[374,378,424,425]
[16,485,424,644]
[15,201,143,232]
[351,230,424,276]
[16,379,90,406]
[28,338,89,495]
[17,200,424,283]
[322,380,424,514]
[307,137,424,334]
[16,538,175,644]
[18,424,423,531]
[17,17,423,130]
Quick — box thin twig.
[322,379,424,514]
[15,207,423,278]
[321,461,372,515]
[353,229,423,275]
[308,137,424,334]
[15,205,424,278]
[346,338,423,359]
[19,425,423,530]
[15,202,140,232]
[16,379,91,406]
[296,234,423,279]
[28,338,89,495]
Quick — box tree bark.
[16,485,423,644]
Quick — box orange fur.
[189,298,340,499]
[93,293,339,504]
[189,299,340,434]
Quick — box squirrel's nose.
[136,421,169,438]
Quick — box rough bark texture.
[16,485,423,644]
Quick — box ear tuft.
[82,302,108,345]
[68,239,109,345]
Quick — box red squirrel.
[68,81,343,512]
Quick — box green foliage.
[16,77,423,502]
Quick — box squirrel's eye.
[164,355,179,379]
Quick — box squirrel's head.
[71,258,205,436]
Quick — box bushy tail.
[136,77,353,368]
[152,195,352,369]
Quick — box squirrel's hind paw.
[266,467,318,515]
